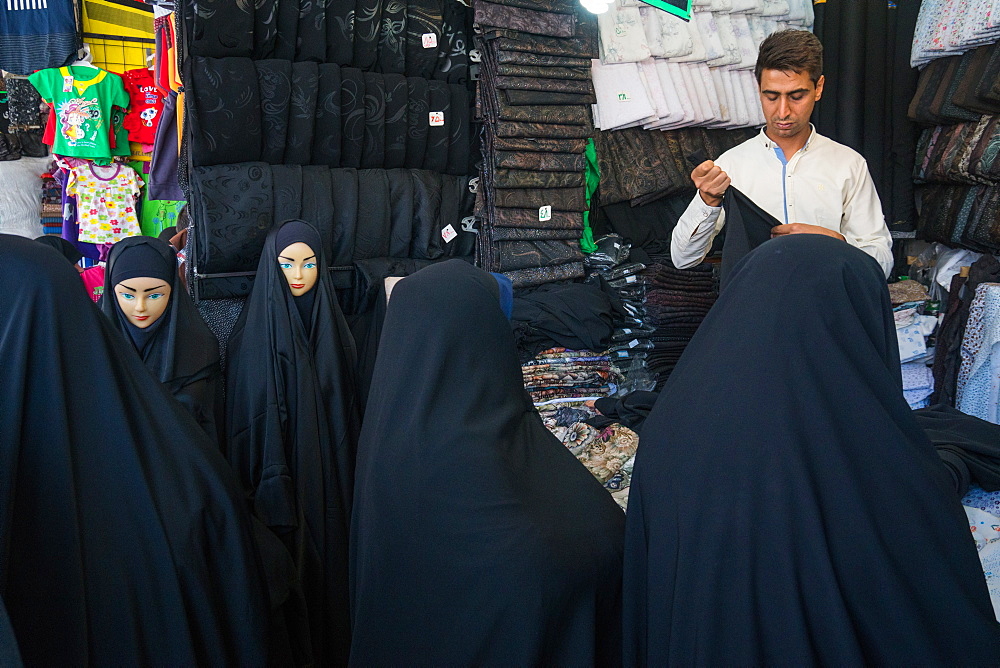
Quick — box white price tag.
[627,339,640,348]
[429,111,445,126]
[625,274,637,283]
[63,75,74,93]
[441,224,457,243]
[422,32,438,48]
[538,205,552,222]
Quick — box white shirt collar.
[756,123,819,153]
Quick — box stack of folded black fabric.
[584,235,651,379]
[187,57,473,174]
[189,164,476,298]
[472,0,598,288]
[641,259,717,390]
[910,65,1000,253]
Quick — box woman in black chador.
[226,219,362,666]
[622,234,1000,665]
[350,259,626,667]
[0,233,269,665]
[99,236,223,443]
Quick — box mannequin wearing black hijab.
[350,260,625,667]
[226,219,362,667]
[0,233,269,665]
[99,237,224,444]
[622,235,1000,666]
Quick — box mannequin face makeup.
[114,277,172,328]
[278,242,318,296]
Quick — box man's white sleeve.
[670,194,725,269]
[840,162,894,278]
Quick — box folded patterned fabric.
[301,165,337,260]
[297,0,327,62]
[406,0,444,78]
[329,167,359,266]
[286,61,318,165]
[189,57,262,166]
[503,261,585,288]
[474,0,577,38]
[326,0,356,65]
[187,0,253,58]
[376,0,407,74]
[495,151,587,171]
[494,76,594,94]
[503,88,597,105]
[490,227,581,241]
[446,84,471,176]
[496,63,592,80]
[494,207,583,229]
[314,63,343,167]
[383,73,408,169]
[493,187,587,210]
[488,0,579,12]
[424,80,450,172]
[495,239,584,271]
[492,136,588,153]
[494,102,592,125]
[362,72,387,168]
[494,169,585,189]
[352,0,384,70]
[496,51,592,67]
[487,32,598,59]
[495,120,593,138]
[255,59,292,164]
[405,76,430,168]
[272,164,303,223]
[340,67,367,168]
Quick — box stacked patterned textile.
[908,43,1000,125]
[914,117,1000,252]
[593,125,754,205]
[957,282,1000,423]
[522,347,619,403]
[641,259,717,390]
[591,0,813,131]
[911,0,1000,67]
[187,58,472,174]
[473,0,598,287]
[536,400,638,510]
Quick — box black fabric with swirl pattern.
[189,57,262,166]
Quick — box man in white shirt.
[670,30,894,278]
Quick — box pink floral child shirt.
[66,163,143,244]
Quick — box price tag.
[538,205,552,222]
[625,274,637,283]
[422,33,438,48]
[63,75,74,93]
[429,111,445,126]
[441,224,457,243]
[627,339,640,348]
[616,92,631,102]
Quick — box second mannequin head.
[275,220,322,297]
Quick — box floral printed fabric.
[912,0,1000,67]
[536,400,639,511]
[66,163,142,245]
[964,505,1000,621]
[957,283,1000,424]
[522,347,621,403]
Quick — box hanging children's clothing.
[66,163,143,244]
[27,66,129,161]
[122,68,165,144]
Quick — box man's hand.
[771,223,846,241]
[691,160,730,207]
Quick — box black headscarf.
[34,235,82,265]
[0,233,269,665]
[622,235,1000,665]
[99,237,224,444]
[274,219,322,329]
[225,219,362,667]
[350,259,625,666]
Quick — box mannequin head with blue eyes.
[278,242,318,296]
[114,276,172,328]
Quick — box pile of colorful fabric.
[522,347,619,403]
[473,0,599,287]
[642,260,717,389]
[536,401,638,511]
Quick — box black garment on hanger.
[272,164,304,222]
[255,59,292,165]
[330,167,360,266]
[340,67,366,169]
[361,72,386,168]
[285,61,318,165]
[446,83,470,176]
[387,168,415,256]
[383,73,408,168]
[314,63,343,167]
[354,169,392,260]
[719,186,780,291]
[350,259,625,666]
[409,168,443,259]
[226,220,361,667]
[622,235,1000,666]
[916,403,1000,496]
[0,234,269,665]
[301,165,337,263]
[404,76,429,168]
[189,57,262,166]
[99,237,224,444]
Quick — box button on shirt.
[670,126,894,277]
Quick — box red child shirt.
[121,68,164,144]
